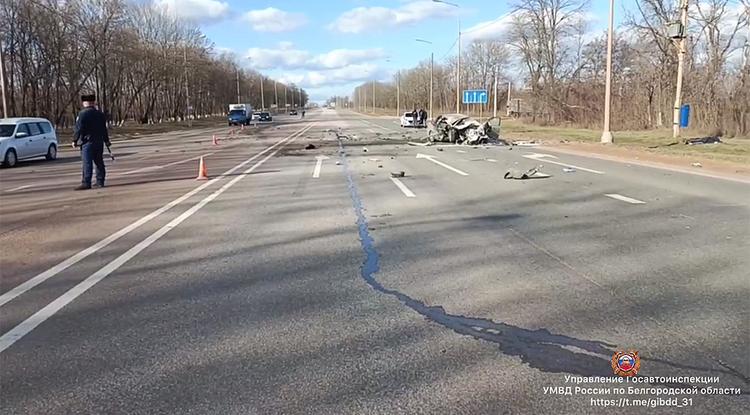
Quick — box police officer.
[73,94,110,190]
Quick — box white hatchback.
[0,118,58,167]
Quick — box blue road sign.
[463,89,488,105]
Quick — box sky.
[155,0,640,102]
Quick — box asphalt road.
[1,109,748,414]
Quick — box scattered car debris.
[363,147,368,152]
[369,158,380,162]
[691,162,703,168]
[335,161,341,165]
[390,171,405,178]
[504,166,551,180]
[427,114,501,145]
[437,147,444,152]
[378,165,383,168]
[562,167,576,173]
[512,140,541,147]
[408,141,432,147]
[685,136,721,145]
[305,144,316,150]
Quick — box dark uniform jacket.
[74,107,110,146]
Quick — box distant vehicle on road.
[1,118,58,168]
[289,109,298,116]
[400,112,421,128]
[259,112,273,122]
[228,104,253,126]
[252,112,261,121]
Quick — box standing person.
[73,94,110,190]
[419,108,427,127]
[411,108,418,127]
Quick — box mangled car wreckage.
[427,114,501,145]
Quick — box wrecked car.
[427,114,501,145]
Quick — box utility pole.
[274,80,278,112]
[429,52,434,121]
[672,0,689,139]
[183,48,192,127]
[396,71,401,118]
[506,81,512,117]
[0,39,7,118]
[236,69,241,103]
[299,88,302,107]
[601,0,615,143]
[284,85,288,109]
[493,71,498,118]
[457,20,461,113]
[372,80,375,113]
[259,76,265,110]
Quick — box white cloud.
[329,0,456,34]
[245,44,386,70]
[242,7,307,32]
[279,63,387,89]
[153,0,229,23]
[461,13,514,42]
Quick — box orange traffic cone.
[212,134,219,145]
[196,156,208,180]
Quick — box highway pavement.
[1,109,748,414]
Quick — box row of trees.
[350,0,749,137]
[0,0,307,128]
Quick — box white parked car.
[400,112,416,127]
[0,118,58,167]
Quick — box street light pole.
[506,81,512,117]
[433,0,460,113]
[372,80,375,113]
[672,0,689,139]
[0,40,8,118]
[601,0,615,143]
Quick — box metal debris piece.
[305,144,316,150]
[335,161,341,165]
[437,147,444,152]
[691,162,703,168]
[390,171,405,178]
[512,140,541,147]
[427,114,501,145]
[378,165,383,168]
[562,167,576,173]
[369,158,380,161]
[686,136,721,145]
[504,167,552,180]
[363,147,368,152]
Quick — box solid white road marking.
[118,152,214,176]
[313,155,329,178]
[457,150,467,153]
[390,177,416,198]
[0,125,312,309]
[416,153,469,176]
[5,185,33,193]
[0,124,313,354]
[523,154,605,174]
[605,193,646,204]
